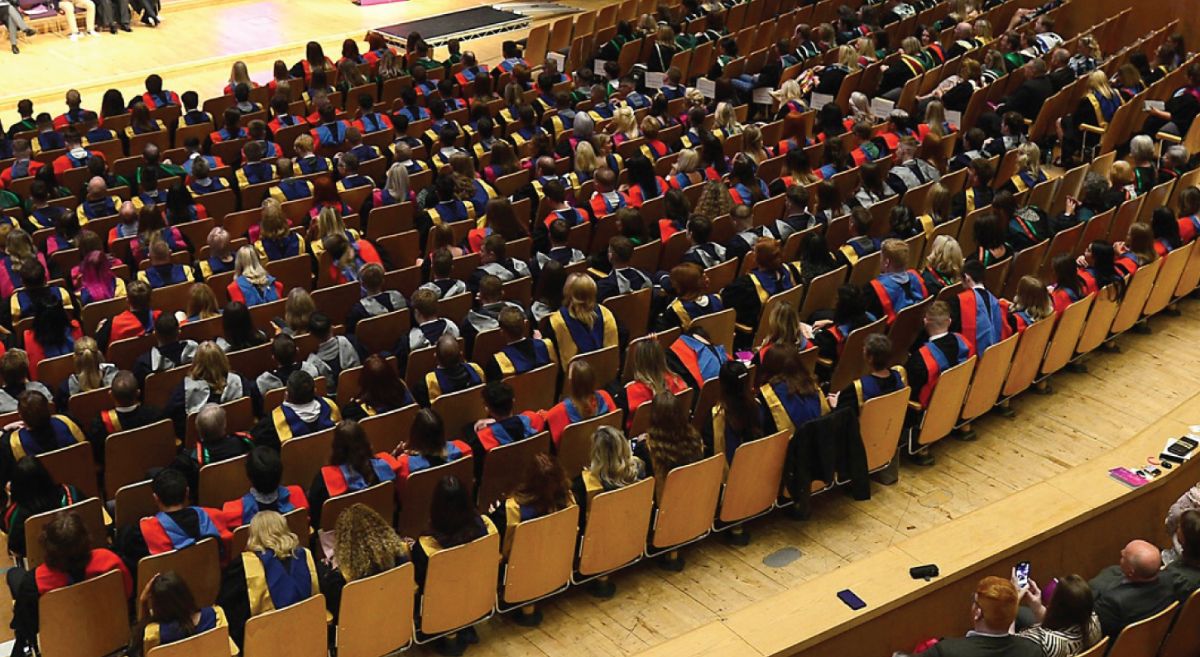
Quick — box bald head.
[118,200,135,223]
[1120,540,1162,581]
[435,333,462,367]
[1051,48,1070,68]
[955,22,972,38]
[87,176,108,199]
[536,156,555,176]
[195,403,227,443]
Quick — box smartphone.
[837,589,866,611]
[1178,436,1198,449]
[1014,561,1031,589]
[1167,442,1193,458]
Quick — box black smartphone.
[1167,442,1193,458]
[1178,436,1198,449]
[837,589,866,611]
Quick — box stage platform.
[372,6,531,48]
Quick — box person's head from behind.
[962,258,986,289]
[1039,574,1094,632]
[864,333,892,372]
[924,300,952,335]
[429,475,477,542]
[589,425,640,487]
[246,446,283,496]
[10,456,58,508]
[435,333,462,369]
[1179,509,1200,565]
[0,350,31,388]
[151,467,188,510]
[971,576,1020,634]
[247,510,300,558]
[409,409,446,455]
[411,288,439,322]
[149,307,178,347]
[195,403,227,445]
[286,369,316,405]
[515,453,570,514]
[880,238,909,273]
[308,311,332,341]
[1118,539,1162,581]
[565,359,598,411]
[18,389,51,432]
[333,502,408,581]
[482,381,515,419]
[141,570,198,627]
[41,512,92,576]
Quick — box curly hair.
[333,503,410,581]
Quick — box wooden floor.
[0,0,601,127]
[413,300,1200,657]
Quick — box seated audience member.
[681,216,728,268]
[253,371,342,449]
[415,334,485,406]
[624,338,688,427]
[410,475,495,611]
[306,420,398,530]
[129,572,236,657]
[0,350,51,413]
[394,409,472,485]
[595,236,655,301]
[59,337,116,406]
[345,263,406,334]
[138,240,197,290]
[833,334,906,415]
[543,359,618,446]
[543,274,620,366]
[467,381,546,460]
[256,334,321,397]
[407,288,461,351]
[0,457,85,558]
[118,468,231,565]
[864,239,928,324]
[905,301,973,465]
[9,513,133,655]
[218,511,319,646]
[947,259,1004,354]
[303,312,360,393]
[701,360,763,462]
[756,344,827,434]
[1002,276,1055,335]
[920,576,1041,657]
[723,239,799,346]
[811,285,878,377]
[1014,572,1103,657]
[655,263,723,331]
[96,280,159,351]
[187,403,254,468]
[951,158,996,218]
[571,425,645,518]
[319,503,410,620]
[460,274,525,352]
[1089,540,1180,637]
[166,341,257,433]
[488,453,574,555]
[226,246,283,306]
[0,391,85,482]
[484,307,557,381]
[1166,510,1200,595]
[342,354,413,421]
[632,392,704,493]
[88,371,162,449]
[666,327,729,393]
[215,302,268,353]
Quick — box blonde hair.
[714,102,742,135]
[1109,159,1134,187]
[673,149,700,174]
[564,274,598,327]
[1087,69,1116,99]
[73,337,105,391]
[611,106,639,140]
[311,206,347,243]
[259,198,289,240]
[384,162,410,200]
[1013,276,1053,321]
[574,141,600,176]
[742,125,768,164]
[589,426,642,488]
[1015,142,1041,175]
[925,235,964,281]
[293,134,315,155]
[234,245,270,286]
[849,92,874,124]
[333,504,410,581]
[229,61,252,87]
[190,341,230,394]
[247,510,301,557]
[837,44,858,69]
[628,338,670,397]
[6,230,36,270]
[973,18,993,41]
[924,100,948,138]
[186,283,221,320]
[760,302,804,350]
[772,79,805,106]
[285,288,315,332]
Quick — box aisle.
[410,301,1200,657]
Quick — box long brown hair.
[330,421,379,486]
[565,360,598,418]
[761,344,818,395]
[646,392,704,480]
[513,453,572,515]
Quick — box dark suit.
[925,633,1042,657]
[1048,66,1075,89]
[1001,75,1053,121]
[1089,565,1180,637]
[1165,559,1200,600]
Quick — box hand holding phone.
[1013,561,1031,590]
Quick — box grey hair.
[573,111,595,139]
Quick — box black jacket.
[1001,75,1054,121]
[783,407,869,518]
